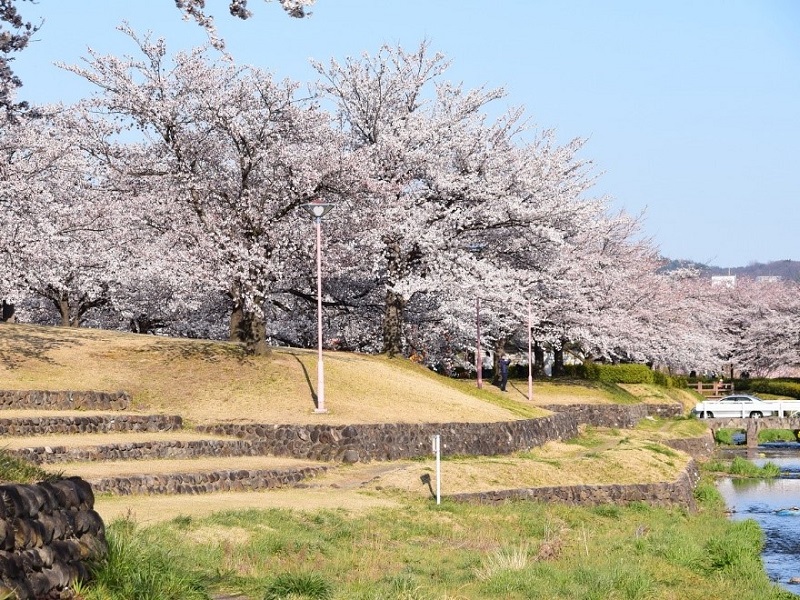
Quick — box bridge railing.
[769,402,800,418]
[691,381,733,397]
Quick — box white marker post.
[432,434,441,505]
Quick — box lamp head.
[301,201,334,220]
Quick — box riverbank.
[92,462,794,600]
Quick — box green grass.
[635,416,708,438]
[714,428,799,445]
[75,491,795,600]
[0,448,59,483]
[80,516,209,600]
[758,429,798,443]
[703,456,781,478]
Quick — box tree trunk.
[552,346,565,377]
[533,341,545,376]
[382,289,406,357]
[53,296,71,327]
[1,301,14,323]
[230,305,269,355]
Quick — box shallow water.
[717,444,800,594]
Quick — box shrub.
[583,362,654,384]
[652,370,671,387]
[748,379,800,399]
[263,572,333,600]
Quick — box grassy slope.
[0,323,551,425]
[2,323,695,426]
[1,322,709,523]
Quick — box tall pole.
[476,297,482,389]
[301,200,334,414]
[314,216,326,413]
[527,299,533,402]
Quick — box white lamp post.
[476,297,482,389]
[527,299,533,403]
[301,200,334,413]
[466,244,486,389]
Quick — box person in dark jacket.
[499,355,511,392]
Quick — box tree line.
[1,27,798,378]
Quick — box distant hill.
[661,259,800,281]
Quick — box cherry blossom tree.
[0,0,39,119]
[64,27,348,353]
[176,0,315,49]
[313,42,603,359]
[0,108,137,326]
[723,277,800,376]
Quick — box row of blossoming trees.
[1,31,798,377]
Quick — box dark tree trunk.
[1,301,14,322]
[230,300,269,356]
[54,296,71,327]
[533,341,545,376]
[130,314,165,334]
[552,346,565,377]
[382,289,406,357]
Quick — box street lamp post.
[527,299,533,403]
[466,244,486,389]
[476,297,482,389]
[301,200,334,413]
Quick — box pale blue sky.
[12,0,800,267]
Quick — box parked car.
[692,394,776,419]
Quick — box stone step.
[0,390,131,411]
[0,412,182,436]
[55,456,328,496]
[4,431,267,464]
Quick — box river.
[716,443,800,595]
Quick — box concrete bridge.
[707,416,800,448]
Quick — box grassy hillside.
[0,323,691,426]
[0,323,545,425]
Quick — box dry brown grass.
[618,383,700,410]
[0,323,698,526]
[0,430,233,449]
[368,428,690,496]
[90,428,693,524]
[0,323,550,425]
[59,455,323,478]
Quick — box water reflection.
[717,445,800,595]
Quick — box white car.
[692,394,776,419]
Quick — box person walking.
[499,355,511,392]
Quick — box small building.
[711,275,736,288]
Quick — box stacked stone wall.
[542,402,683,427]
[0,478,106,600]
[11,439,271,465]
[0,391,130,411]
[196,413,579,463]
[89,465,328,496]
[450,460,700,511]
[0,414,182,437]
[664,431,716,460]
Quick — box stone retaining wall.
[0,390,130,411]
[88,465,328,496]
[664,432,716,460]
[196,413,579,462]
[450,460,700,511]
[0,414,182,437]
[542,402,683,427]
[11,439,271,465]
[0,478,106,600]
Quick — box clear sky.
[11,0,800,267]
